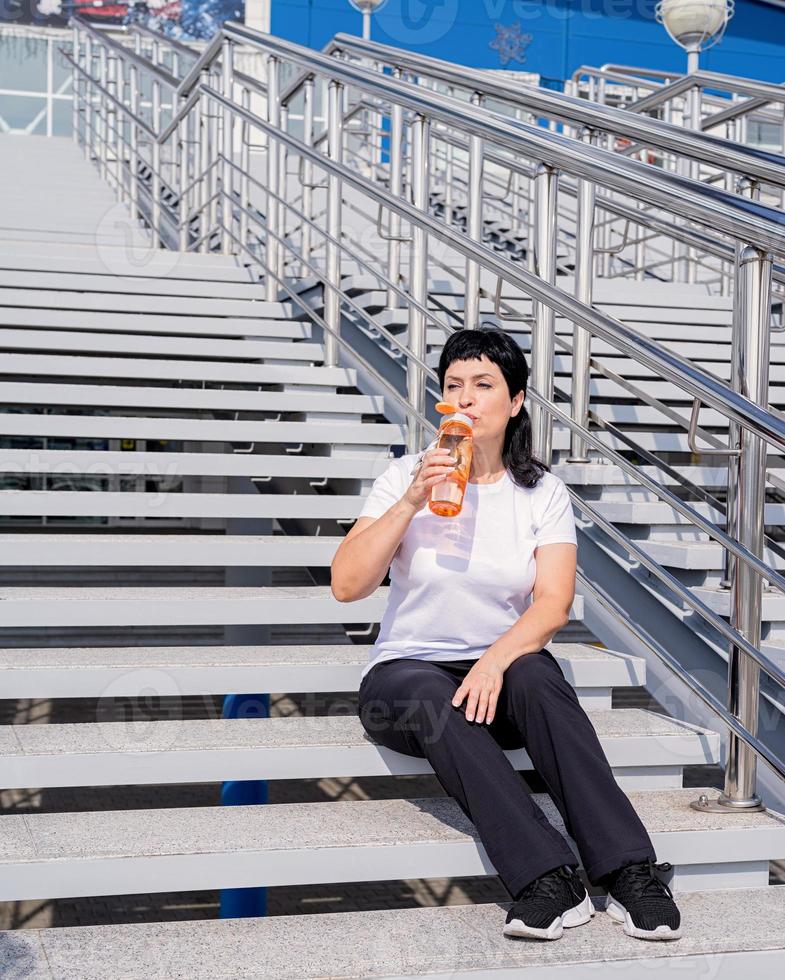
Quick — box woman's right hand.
[403,447,458,512]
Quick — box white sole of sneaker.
[605,894,683,940]
[503,892,595,940]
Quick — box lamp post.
[348,0,388,40]
[655,0,734,75]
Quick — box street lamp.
[348,0,388,41]
[655,0,734,74]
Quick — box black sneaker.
[604,859,682,940]
[503,864,594,940]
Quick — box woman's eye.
[446,384,490,389]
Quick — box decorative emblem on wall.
[489,21,533,67]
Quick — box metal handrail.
[576,572,785,786]
[209,104,785,605]
[76,17,785,262]
[73,16,179,90]
[424,120,785,287]
[69,19,785,448]
[223,25,785,256]
[629,69,785,116]
[572,64,784,129]
[328,34,785,192]
[131,22,202,62]
[199,79,785,458]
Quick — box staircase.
[1,29,785,979]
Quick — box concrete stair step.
[4,886,784,978]
[0,415,404,446]
[553,463,733,489]
[0,450,391,481]
[0,533,346,564]
[0,270,270,302]
[13,532,773,575]
[0,711,713,792]
[0,584,406,628]
[0,641,644,699]
[3,786,772,902]
[0,382,379,415]
[691,586,785,621]
[0,329,323,362]
[0,252,257,283]
[0,353,356,386]
[0,308,312,340]
[591,499,785,525]
[0,494,365,520]
[0,247,254,283]
[640,539,785,571]
[0,287,289,319]
[0,587,580,629]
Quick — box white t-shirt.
[356,445,578,681]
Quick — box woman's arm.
[450,542,577,724]
[484,542,577,671]
[330,500,418,602]
[331,447,457,602]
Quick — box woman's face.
[442,355,524,442]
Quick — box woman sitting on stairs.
[331,326,682,942]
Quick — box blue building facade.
[269,1,785,85]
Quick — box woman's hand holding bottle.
[403,448,457,512]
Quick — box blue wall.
[270,1,785,85]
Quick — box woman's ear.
[511,389,525,418]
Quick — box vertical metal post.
[386,68,404,309]
[530,163,559,465]
[278,104,289,282]
[84,34,93,158]
[240,86,251,253]
[98,45,108,179]
[713,241,772,813]
[324,80,344,368]
[151,78,162,246]
[208,68,220,244]
[71,27,80,145]
[221,39,235,254]
[110,57,122,200]
[300,78,314,275]
[264,56,280,300]
[464,92,484,331]
[443,85,455,232]
[46,36,54,138]
[722,176,759,592]
[128,64,139,220]
[198,80,210,254]
[178,109,189,251]
[407,113,430,455]
[568,129,595,463]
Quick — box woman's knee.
[504,650,569,697]
[359,669,458,748]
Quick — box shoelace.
[515,866,577,908]
[613,859,675,902]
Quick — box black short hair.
[437,326,547,489]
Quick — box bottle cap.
[441,412,474,429]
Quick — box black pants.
[357,649,657,899]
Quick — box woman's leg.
[357,656,578,898]
[489,649,657,886]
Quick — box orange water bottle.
[429,410,474,517]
